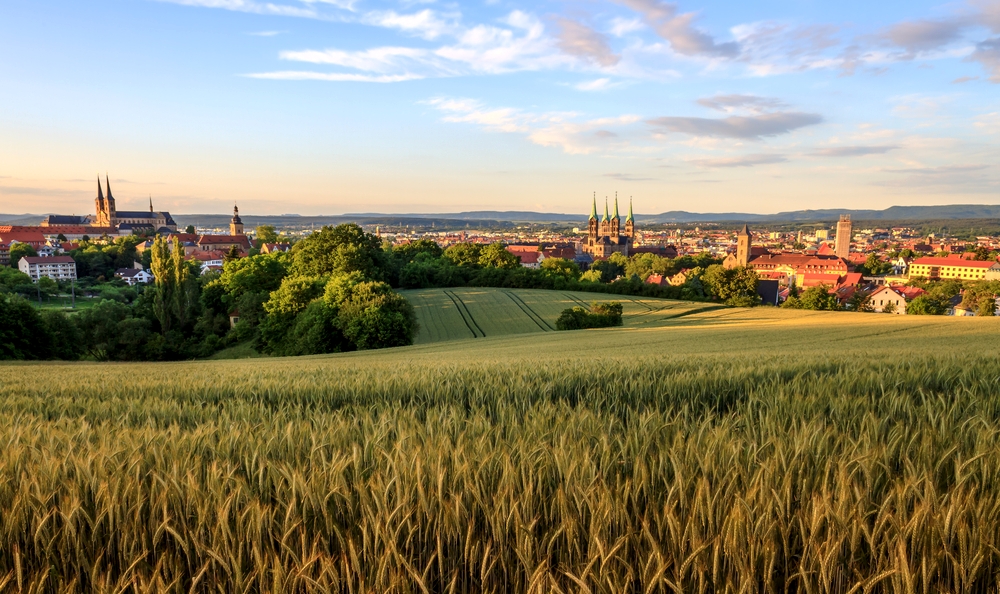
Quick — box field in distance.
[3,296,1000,592]
[404,287,724,344]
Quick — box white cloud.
[363,9,455,40]
[575,78,617,91]
[248,71,424,82]
[609,17,645,37]
[424,97,640,154]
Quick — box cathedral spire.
[105,174,113,201]
[149,195,154,213]
[590,192,597,220]
[97,176,104,201]
[613,192,619,221]
[627,197,634,222]
[602,198,609,222]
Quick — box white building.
[114,268,154,286]
[19,256,77,282]
[869,285,907,314]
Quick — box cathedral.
[582,194,634,257]
[43,175,177,233]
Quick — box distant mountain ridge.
[4,204,1000,227]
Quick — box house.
[645,274,667,287]
[197,234,252,254]
[261,243,291,255]
[0,227,47,249]
[114,268,154,286]
[868,286,908,314]
[18,255,77,282]
[0,243,8,266]
[891,256,911,275]
[668,269,692,286]
[908,257,1000,281]
[190,250,226,274]
[516,251,543,269]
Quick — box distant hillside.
[6,204,1000,228]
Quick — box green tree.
[882,301,897,314]
[40,309,83,360]
[848,290,874,312]
[9,243,38,268]
[292,224,388,281]
[478,243,520,269]
[797,285,841,311]
[37,276,58,300]
[338,281,416,350]
[185,225,196,234]
[702,265,760,306]
[224,244,242,263]
[149,237,194,333]
[56,233,67,242]
[541,257,580,279]
[0,268,32,294]
[443,242,483,267]
[0,293,52,359]
[255,225,278,244]
[906,295,947,315]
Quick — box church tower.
[95,176,106,226]
[588,193,599,240]
[611,193,620,237]
[600,198,610,237]
[104,175,117,228]
[735,224,751,267]
[624,198,635,239]
[230,204,245,236]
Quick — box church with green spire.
[584,192,635,257]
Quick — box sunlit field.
[3,296,1000,592]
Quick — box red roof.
[517,251,541,264]
[817,243,836,256]
[198,235,251,248]
[838,272,863,287]
[911,257,999,268]
[189,250,228,261]
[168,233,200,243]
[646,274,666,286]
[0,230,46,245]
[899,286,926,300]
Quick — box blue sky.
[1,0,998,215]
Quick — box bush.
[556,302,624,330]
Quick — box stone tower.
[736,224,751,267]
[835,214,852,259]
[230,204,244,236]
[588,193,599,240]
[625,198,634,238]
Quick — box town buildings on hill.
[43,176,177,234]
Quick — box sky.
[1,0,999,216]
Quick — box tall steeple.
[103,174,116,227]
[95,176,106,226]
[149,195,154,214]
[602,198,609,222]
[590,192,597,220]
[613,193,620,221]
[230,203,245,236]
[627,198,634,223]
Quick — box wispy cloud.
[810,145,899,157]
[424,97,641,154]
[696,94,787,114]
[688,154,787,167]
[553,17,620,67]
[648,112,822,139]
[603,172,656,181]
[619,0,739,58]
[247,30,288,36]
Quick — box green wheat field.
[4,288,1000,593]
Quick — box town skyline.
[2,0,999,214]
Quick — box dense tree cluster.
[555,302,624,330]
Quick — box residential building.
[115,268,154,286]
[907,257,1000,281]
[19,255,77,281]
[869,286,908,314]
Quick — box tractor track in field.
[503,291,554,331]
[443,290,484,338]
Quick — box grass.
[3,294,1000,592]
[405,288,716,344]
[27,294,100,311]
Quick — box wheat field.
[3,303,1000,593]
